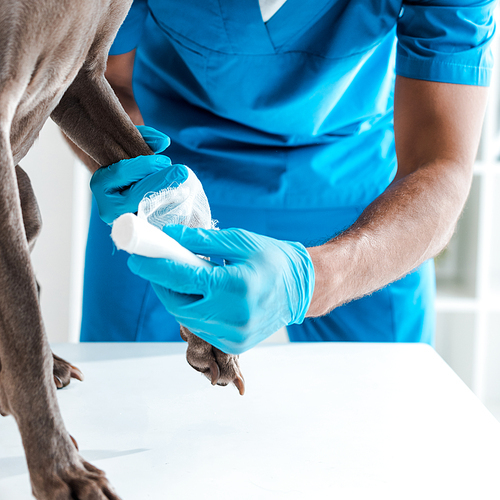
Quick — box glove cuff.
[287,242,315,326]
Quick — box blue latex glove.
[127,225,315,354]
[90,125,188,224]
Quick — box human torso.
[133,0,401,210]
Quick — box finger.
[179,323,239,355]
[147,297,235,354]
[149,288,226,348]
[136,125,171,153]
[104,154,173,188]
[163,225,256,262]
[150,286,235,351]
[128,163,188,202]
[127,254,210,294]
[151,283,204,313]
[151,276,259,356]
[102,164,189,218]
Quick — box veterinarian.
[81,0,494,353]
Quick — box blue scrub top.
[82,0,494,345]
[110,0,494,222]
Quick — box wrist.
[305,240,354,317]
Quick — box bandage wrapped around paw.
[138,166,217,231]
[112,166,217,266]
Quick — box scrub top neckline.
[218,1,274,53]
[259,0,288,23]
[219,0,330,54]
[263,0,333,51]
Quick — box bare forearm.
[306,159,470,316]
[109,84,144,126]
[306,77,488,318]
[105,51,144,127]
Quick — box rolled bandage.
[111,213,215,269]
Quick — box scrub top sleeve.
[109,0,149,56]
[396,0,496,86]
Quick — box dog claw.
[209,360,220,385]
[70,434,79,451]
[233,373,245,396]
[70,364,84,382]
[54,375,63,389]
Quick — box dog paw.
[52,353,84,389]
[180,326,245,395]
[31,458,121,500]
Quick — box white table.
[1,343,499,499]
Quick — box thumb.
[137,125,171,153]
[163,225,253,262]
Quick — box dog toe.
[52,353,84,389]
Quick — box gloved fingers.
[163,225,255,262]
[91,155,173,194]
[152,284,205,315]
[136,125,171,153]
[187,330,235,355]
[127,164,189,206]
[127,254,210,295]
[152,283,262,355]
[171,316,251,356]
[149,286,222,347]
[152,286,258,355]
[107,154,173,187]
[179,326,232,354]
[153,305,231,354]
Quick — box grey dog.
[0,1,243,498]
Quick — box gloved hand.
[127,225,316,354]
[90,125,188,224]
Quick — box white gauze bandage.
[111,166,216,266]
[137,166,216,231]
[111,213,214,268]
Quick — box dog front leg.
[0,138,56,426]
[0,133,119,500]
[51,69,153,172]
